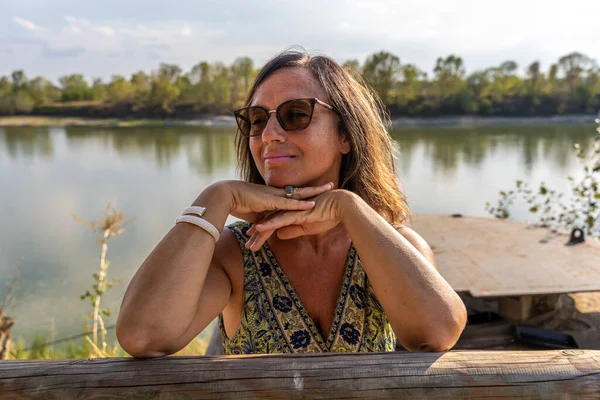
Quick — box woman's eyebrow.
[249,97,313,109]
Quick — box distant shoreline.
[0,114,597,129]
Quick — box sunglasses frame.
[233,98,340,137]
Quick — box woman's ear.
[340,135,351,155]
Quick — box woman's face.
[249,67,350,188]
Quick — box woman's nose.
[261,113,287,143]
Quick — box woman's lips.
[265,156,295,164]
[263,152,296,163]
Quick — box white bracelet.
[182,206,206,217]
[175,215,220,242]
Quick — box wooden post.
[498,294,561,322]
[1,350,600,399]
[499,295,534,321]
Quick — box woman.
[116,50,467,357]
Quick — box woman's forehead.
[251,68,326,107]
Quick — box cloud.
[3,0,599,82]
[42,44,86,58]
[94,26,116,36]
[12,16,43,32]
[63,25,80,34]
[180,24,192,37]
[64,16,90,25]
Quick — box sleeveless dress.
[218,221,397,354]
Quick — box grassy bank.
[0,115,236,128]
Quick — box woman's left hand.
[244,190,349,251]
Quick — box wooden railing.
[1,350,600,399]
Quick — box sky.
[1,0,599,83]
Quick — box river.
[0,123,597,347]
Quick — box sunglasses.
[233,98,340,137]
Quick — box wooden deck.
[412,214,600,297]
[1,351,600,399]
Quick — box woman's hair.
[235,49,411,227]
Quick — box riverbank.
[0,114,597,129]
[0,115,236,128]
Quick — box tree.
[28,77,60,105]
[397,64,426,108]
[11,71,27,90]
[59,74,92,102]
[158,63,182,84]
[231,57,254,95]
[91,78,106,102]
[433,55,466,100]
[188,61,213,107]
[362,51,401,104]
[527,61,541,91]
[499,61,518,75]
[147,73,180,112]
[546,64,558,95]
[558,52,593,94]
[211,62,232,108]
[106,75,134,104]
[130,71,151,105]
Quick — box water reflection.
[59,126,237,174]
[390,124,595,177]
[1,123,598,342]
[185,129,237,175]
[65,127,184,169]
[2,125,595,179]
[0,126,54,159]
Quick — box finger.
[248,211,274,235]
[271,198,315,211]
[248,231,269,251]
[277,225,307,240]
[244,231,259,249]
[255,211,304,232]
[246,228,276,251]
[282,182,333,200]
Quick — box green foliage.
[148,74,181,112]
[59,74,93,102]
[106,75,135,104]
[362,51,401,104]
[1,51,599,117]
[486,119,600,238]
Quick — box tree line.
[0,51,598,118]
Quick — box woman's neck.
[269,223,350,255]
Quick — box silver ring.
[284,185,294,199]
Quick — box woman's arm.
[116,182,332,358]
[251,189,467,352]
[116,184,233,358]
[337,191,467,352]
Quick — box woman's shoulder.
[211,222,251,301]
[226,220,253,240]
[214,220,252,266]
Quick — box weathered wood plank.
[1,350,600,399]
[411,214,600,297]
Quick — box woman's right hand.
[219,180,334,223]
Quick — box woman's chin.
[264,174,301,188]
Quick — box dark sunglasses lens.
[235,108,268,136]
[279,100,313,131]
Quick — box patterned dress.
[219,221,397,354]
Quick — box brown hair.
[235,49,411,227]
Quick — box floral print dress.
[219,221,397,354]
